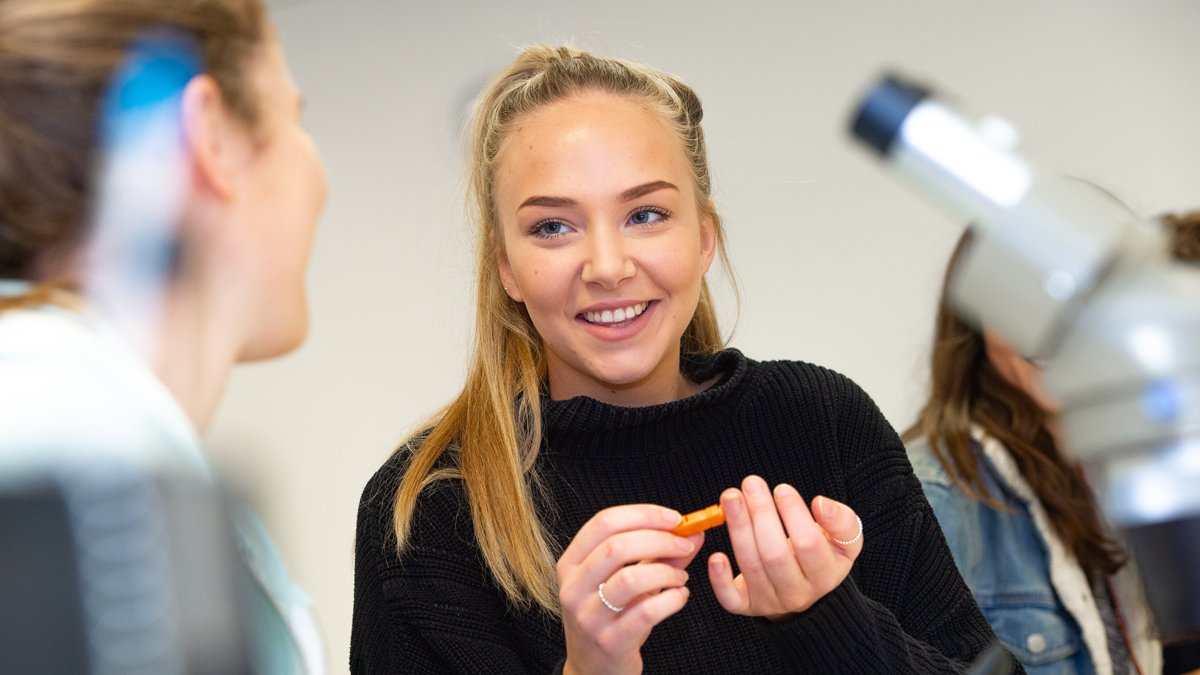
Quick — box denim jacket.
[907,430,1160,675]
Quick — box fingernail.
[817,496,840,521]
[662,507,682,525]
[775,483,796,498]
[677,536,695,553]
[721,490,741,514]
[680,570,690,584]
[744,476,764,496]
[680,586,691,599]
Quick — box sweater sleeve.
[919,477,982,589]
[349,461,564,675]
[759,369,1021,674]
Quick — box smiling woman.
[495,91,718,405]
[351,44,1004,674]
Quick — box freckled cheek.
[515,265,562,313]
[513,261,543,284]
[641,254,704,296]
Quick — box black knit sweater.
[351,349,1004,673]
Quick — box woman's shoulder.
[751,355,899,446]
[358,432,461,514]
[358,449,406,515]
[355,436,482,582]
[904,435,955,487]
[736,350,876,408]
[903,433,1007,515]
[734,351,907,470]
[905,430,1013,496]
[684,348,872,416]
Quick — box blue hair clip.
[86,30,203,354]
[100,29,201,141]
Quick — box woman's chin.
[239,312,309,363]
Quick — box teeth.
[585,302,648,325]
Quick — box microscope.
[850,73,1200,662]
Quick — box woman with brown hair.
[0,1,327,672]
[351,44,1002,674]
[904,229,1162,674]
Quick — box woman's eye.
[629,208,668,226]
[532,220,570,238]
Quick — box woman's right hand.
[558,504,704,675]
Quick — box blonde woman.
[352,45,1001,674]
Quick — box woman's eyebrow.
[517,181,678,211]
[620,180,676,202]
[519,195,577,210]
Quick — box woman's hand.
[558,504,705,675]
[708,475,863,621]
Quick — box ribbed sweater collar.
[540,348,750,450]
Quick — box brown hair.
[0,0,268,286]
[902,230,1127,578]
[391,44,736,612]
[1163,210,1200,262]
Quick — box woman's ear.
[497,253,523,302]
[700,200,718,273]
[493,229,523,302]
[180,74,244,202]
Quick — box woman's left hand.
[708,475,863,621]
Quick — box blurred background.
[210,1,1200,671]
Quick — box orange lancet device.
[671,505,725,537]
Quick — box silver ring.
[597,582,623,613]
[832,515,863,547]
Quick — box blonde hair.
[391,44,736,612]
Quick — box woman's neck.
[550,372,694,408]
[547,348,712,408]
[153,345,232,432]
[147,288,241,432]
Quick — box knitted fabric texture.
[350,349,1003,673]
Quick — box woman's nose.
[580,227,635,288]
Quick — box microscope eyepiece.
[850,74,930,157]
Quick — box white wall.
[209,1,1200,671]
